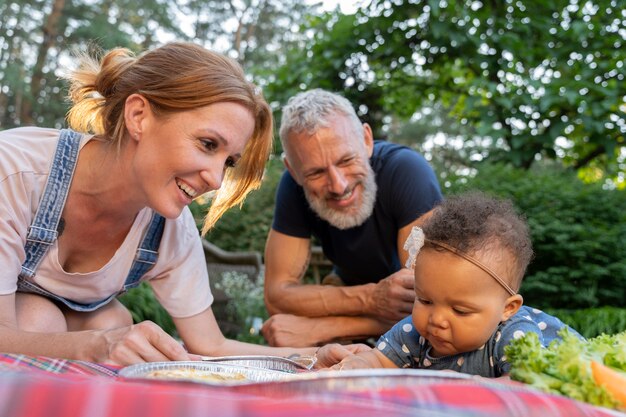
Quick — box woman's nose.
[326,166,348,195]
[200,165,225,191]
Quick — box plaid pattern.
[0,353,623,417]
[0,353,118,377]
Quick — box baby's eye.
[416,297,431,305]
[453,308,471,316]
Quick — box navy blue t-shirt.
[272,141,442,286]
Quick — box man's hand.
[261,314,323,347]
[314,343,372,369]
[368,268,415,321]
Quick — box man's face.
[284,114,377,229]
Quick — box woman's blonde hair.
[65,42,273,234]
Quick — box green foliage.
[265,11,388,136]
[505,329,626,410]
[268,0,625,178]
[118,282,177,337]
[0,0,185,129]
[546,307,626,339]
[445,162,626,309]
[215,271,268,344]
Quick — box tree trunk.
[20,0,66,125]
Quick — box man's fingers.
[400,288,416,303]
[397,270,415,288]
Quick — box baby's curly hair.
[421,191,533,291]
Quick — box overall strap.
[121,211,166,291]
[20,129,82,279]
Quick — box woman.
[0,42,363,366]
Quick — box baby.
[330,192,581,377]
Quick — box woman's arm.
[174,307,316,357]
[173,307,370,368]
[0,293,194,365]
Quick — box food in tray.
[146,368,248,383]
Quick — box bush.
[192,156,285,253]
[215,271,269,344]
[118,273,269,343]
[445,163,626,309]
[546,307,626,338]
[118,282,176,336]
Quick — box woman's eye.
[225,157,236,169]
[201,139,217,151]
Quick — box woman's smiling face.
[134,101,254,219]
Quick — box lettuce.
[505,329,626,410]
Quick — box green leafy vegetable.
[505,329,626,410]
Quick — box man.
[262,89,442,347]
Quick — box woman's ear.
[124,93,149,141]
[501,294,523,322]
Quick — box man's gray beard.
[304,166,377,230]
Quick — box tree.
[179,0,320,75]
[0,0,184,129]
[268,0,625,181]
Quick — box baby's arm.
[330,348,398,370]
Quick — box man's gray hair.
[279,89,362,146]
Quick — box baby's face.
[411,247,515,358]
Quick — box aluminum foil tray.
[232,369,477,394]
[201,355,315,373]
[118,361,294,386]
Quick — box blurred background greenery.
[3,0,624,340]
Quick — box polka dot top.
[376,306,583,377]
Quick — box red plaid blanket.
[0,353,118,377]
[0,353,623,417]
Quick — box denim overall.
[17,129,165,312]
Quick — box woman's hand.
[98,320,193,366]
[313,342,371,369]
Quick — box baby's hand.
[329,354,372,371]
[314,343,371,369]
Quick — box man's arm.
[264,229,384,317]
[261,313,396,347]
[265,228,418,320]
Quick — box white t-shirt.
[0,127,213,318]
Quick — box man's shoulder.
[276,169,304,197]
[372,140,429,171]
[372,139,412,157]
